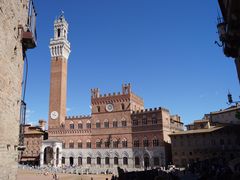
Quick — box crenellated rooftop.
[91,83,143,105]
[65,115,91,120]
[132,107,169,114]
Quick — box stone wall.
[0,0,29,179]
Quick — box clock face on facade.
[50,111,59,119]
[106,104,114,112]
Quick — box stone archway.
[69,157,74,166]
[40,139,62,167]
[56,148,59,166]
[44,146,53,165]
[144,155,150,169]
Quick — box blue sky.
[25,0,240,125]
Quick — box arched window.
[78,157,82,166]
[123,157,128,165]
[62,141,65,148]
[122,119,127,127]
[96,120,100,128]
[152,114,157,124]
[97,106,100,112]
[87,157,91,164]
[57,28,61,37]
[133,116,138,126]
[105,157,110,165]
[86,140,91,148]
[135,157,140,166]
[121,103,125,110]
[153,137,159,147]
[78,121,83,129]
[105,140,110,148]
[144,156,150,168]
[97,157,101,165]
[142,115,147,125]
[70,121,74,129]
[114,157,118,165]
[122,138,128,148]
[69,140,74,148]
[133,139,140,147]
[113,120,118,127]
[77,140,82,148]
[62,157,65,164]
[69,157,74,166]
[154,157,159,166]
[104,119,109,128]
[86,121,91,129]
[143,137,149,147]
[96,139,101,148]
[113,139,118,148]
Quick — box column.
[58,151,62,167]
[129,157,134,168]
[65,157,70,166]
[119,157,123,167]
[110,157,114,168]
[74,157,78,166]
[82,157,87,166]
[53,146,57,167]
[40,151,44,167]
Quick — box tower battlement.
[132,107,169,114]
[65,115,91,120]
[91,83,133,99]
[90,84,144,113]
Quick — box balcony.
[217,0,240,58]
[22,0,37,50]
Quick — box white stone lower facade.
[41,140,166,173]
[60,147,166,170]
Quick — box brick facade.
[20,121,47,165]
[170,107,240,168]
[170,125,240,167]
[39,15,184,172]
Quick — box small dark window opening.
[57,29,61,37]
[105,157,110,164]
[121,103,125,110]
[135,157,140,166]
[87,157,91,164]
[114,157,119,165]
[97,106,100,112]
[78,142,82,148]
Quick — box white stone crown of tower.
[49,14,71,59]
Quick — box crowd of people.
[117,167,181,180]
[19,157,240,180]
[188,157,240,180]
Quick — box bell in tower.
[50,12,70,60]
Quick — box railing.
[22,0,37,49]
[27,0,37,43]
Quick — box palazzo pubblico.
[38,15,184,172]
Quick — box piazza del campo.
[1,0,240,180]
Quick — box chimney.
[38,120,46,131]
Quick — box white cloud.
[25,108,35,123]
[66,107,71,112]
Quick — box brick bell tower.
[48,14,70,131]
